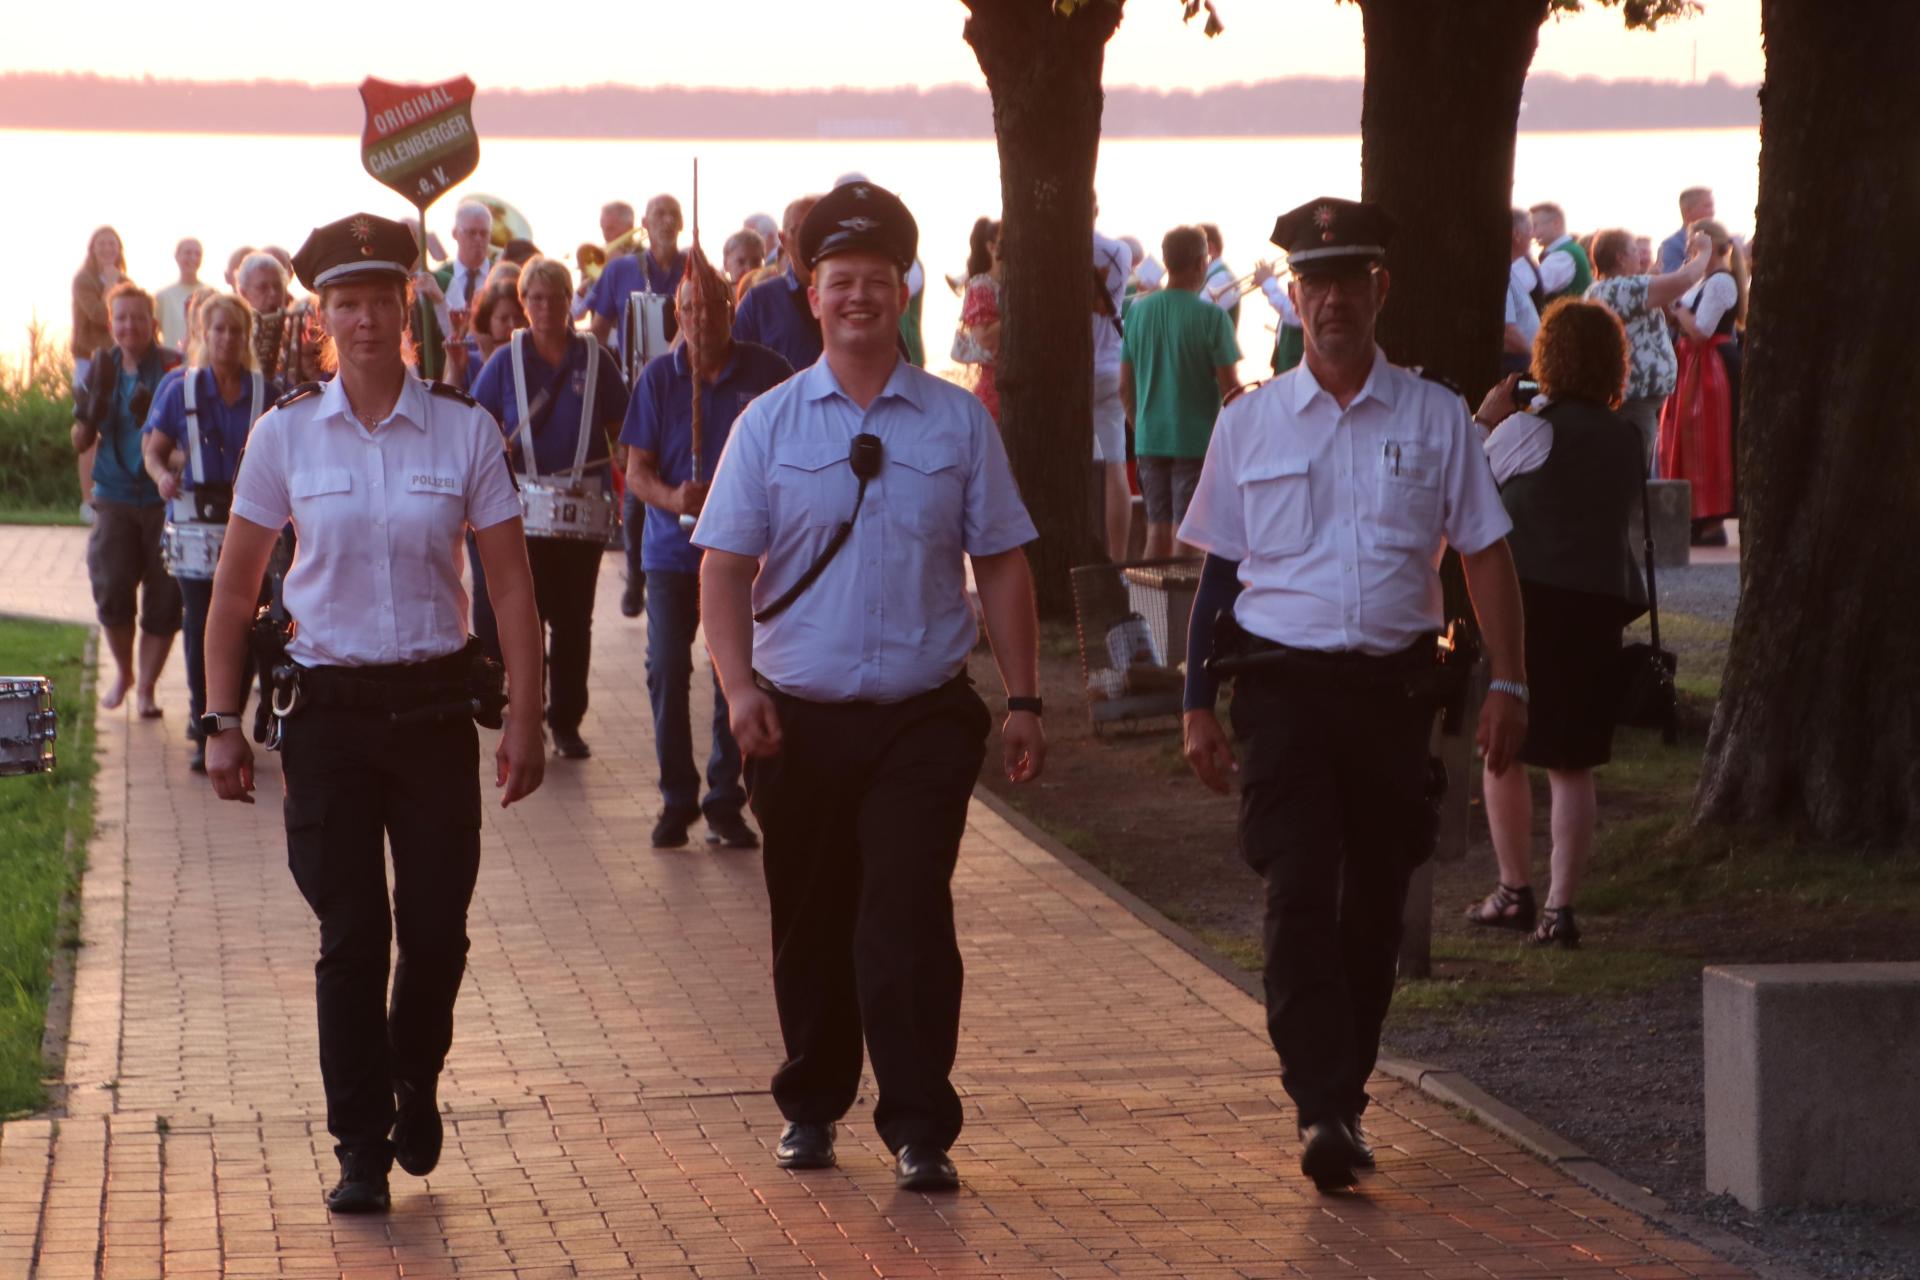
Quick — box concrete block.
[1703,963,1920,1209]
[1647,479,1692,568]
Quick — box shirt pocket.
[1243,455,1312,557]
[769,444,847,529]
[887,445,967,536]
[290,467,353,511]
[1375,440,1441,551]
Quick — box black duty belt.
[1209,633,1436,683]
[293,648,473,714]
[753,670,970,708]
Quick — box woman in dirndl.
[1659,219,1746,547]
[1466,300,1650,949]
[141,292,278,772]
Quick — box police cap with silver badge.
[291,213,418,292]
[798,181,918,272]
[1270,197,1395,276]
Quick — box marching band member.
[621,245,790,847]
[141,292,278,772]
[470,256,627,759]
[203,213,546,1215]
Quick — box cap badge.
[1314,204,1337,243]
[851,185,870,200]
[839,216,879,232]
[349,215,373,242]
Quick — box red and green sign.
[359,76,479,210]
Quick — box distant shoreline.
[0,71,1759,140]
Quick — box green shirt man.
[1122,286,1241,460]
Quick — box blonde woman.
[1660,219,1748,545]
[140,293,277,771]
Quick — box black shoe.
[1345,1117,1375,1169]
[895,1144,959,1192]
[621,578,645,618]
[392,1077,443,1177]
[552,726,592,759]
[705,812,760,849]
[188,741,207,773]
[775,1121,836,1170]
[1299,1119,1363,1192]
[326,1149,392,1213]
[650,811,696,848]
[1530,905,1582,949]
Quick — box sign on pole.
[359,76,480,210]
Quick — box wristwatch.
[1007,696,1044,717]
[198,711,244,738]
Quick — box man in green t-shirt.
[1121,225,1241,559]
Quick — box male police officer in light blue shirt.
[694,181,1044,1192]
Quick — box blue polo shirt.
[470,336,628,490]
[619,340,793,574]
[589,249,686,362]
[732,265,823,372]
[142,367,280,488]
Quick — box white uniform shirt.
[231,375,523,667]
[1178,348,1513,655]
[1092,230,1130,381]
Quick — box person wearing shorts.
[72,282,184,716]
[1120,224,1240,558]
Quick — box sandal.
[1464,883,1536,931]
[1531,905,1581,949]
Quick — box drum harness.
[510,329,604,499]
[175,368,264,526]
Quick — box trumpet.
[580,227,648,284]
[1205,260,1282,303]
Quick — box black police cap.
[798,181,918,272]
[291,213,419,293]
[1270,197,1395,275]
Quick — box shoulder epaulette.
[1222,379,1266,407]
[428,379,478,407]
[1414,366,1464,397]
[273,382,323,409]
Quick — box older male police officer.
[695,182,1045,1192]
[1179,197,1528,1192]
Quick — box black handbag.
[1615,476,1679,744]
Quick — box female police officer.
[202,213,547,1214]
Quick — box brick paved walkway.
[0,526,1748,1279]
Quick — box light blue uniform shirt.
[693,356,1037,704]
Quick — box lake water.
[1,127,1757,377]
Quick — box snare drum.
[0,676,57,777]
[519,480,617,543]
[162,521,226,580]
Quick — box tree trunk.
[1695,0,1920,846]
[965,0,1120,618]
[1358,0,1547,399]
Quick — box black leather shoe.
[1345,1117,1375,1169]
[705,812,760,849]
[896,1144,959,1191]
[651,811,695,849]
[326,1149,392,1213]
[392,1077,443,1177]
[621,578,645,618]
[775,1121,836,1169]
[552,726,592,760]
[1299,1120,1363,1191]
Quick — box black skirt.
[1517,581,1625,771]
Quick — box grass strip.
[0,618,96,1117]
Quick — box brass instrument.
[582,227,647,284]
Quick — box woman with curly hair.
[1464,299,1650,948]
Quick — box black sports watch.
[1007,696,1044,717]
[199,711,244,738]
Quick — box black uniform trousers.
[1228,648,1439,1129]
[279,671,482,1160]
[472,535,601,734]
[745,675,990,1154]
